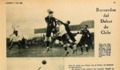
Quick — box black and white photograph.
[0,0,120,70]
[6,1,94,57]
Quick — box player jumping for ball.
[57,20,78,56]
[45,9,57,53]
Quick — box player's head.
[47,9,54,17]
[85,25,88,28]
[83,25,88,30]
[13,30,18,36]
[66,20,70,24]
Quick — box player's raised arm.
[45,17,49,24]
[53,17,57,28]
[56,19,65,25]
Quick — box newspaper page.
[0,0,120,70]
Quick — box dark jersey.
[57,20,76,42]
[57,20,70,33]
[45,16,56,28]
[64,24,70,33]
[79,29,91,45]
[81,30,90,38]
[45,16,57,37]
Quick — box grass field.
[7,45,94,57]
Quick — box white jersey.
[58,25,66,36]
[10,34,20,42]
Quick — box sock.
[69,45,73,49]
[64,47,67,51]
[46,41,50,46]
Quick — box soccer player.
[57,20,78,55]
[21,36,26,49]
[45,9,57,53]
[7,29,21,53]
[77,25,91,54]
[57,20,77,42]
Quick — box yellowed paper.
[0,0,120,70]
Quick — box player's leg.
[82,40,89,54]
[72,44,77,54]
[68,32,76,43]
[80,37,86,54]
[64,33,77,55]
[7,42,15,53]
[68,44,73,49]
[85,44,89,53]
[67,32,78,54]
[84,38,89,54]
[45,28,50,53]
[76,39,81,54]
[77,42,83,54]
[68,39,77,54]
[80,45,84,54]
[63,44,69,56]
[45,26,52,53]
[17,41,21,53]
[61,34,69,56]
[52,27,58,37]
[58,36,63,47]
[45,37,51,53]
